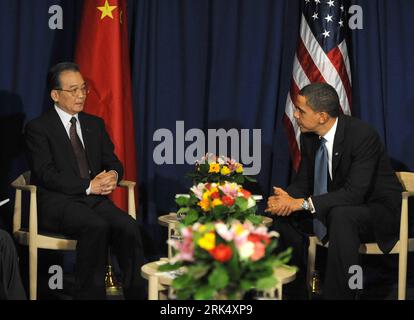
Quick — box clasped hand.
[265,187,303,216]
[90,170,118,195]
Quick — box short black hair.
[47,62,80,91]
[299,82,340,117]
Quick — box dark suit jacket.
[287,114,402,253]
[24,108,123,231]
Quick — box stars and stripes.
[283,0,352,171]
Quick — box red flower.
[209,244,233,262]
[248,233,270,245]
[221,195,235,207]
[205,183,211,190]
[240,189,251,199]
[211,191,220,199]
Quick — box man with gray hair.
[267,82,402,299]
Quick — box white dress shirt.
[322,117,338,180]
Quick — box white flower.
[215,222,233,241]
[246,197,256,209]
[217,156,226,165]
[238,241,255,260]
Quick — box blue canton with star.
[302,0,349,53]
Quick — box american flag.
[284,0,352,171]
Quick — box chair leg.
[29,245,38,300]
[398,250,407,300]
[307,237,317,294]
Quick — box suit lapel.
[331,115,346,179]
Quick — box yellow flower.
[212,198,223,207]
[198,232,216,251]
[235,164,244,173]
[210,187,219,194]
[198,199,210,211]
[209,163,220,173]
[202,191,210,200]
[234,224,245,236]
[220,166,231,175]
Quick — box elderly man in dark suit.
[267,82,402,299]
[25,62,145,299]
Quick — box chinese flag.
[75,0,137,212]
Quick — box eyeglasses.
[55,84,90,97]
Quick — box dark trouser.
[273,205,375,300]
[0,229,26,300]
[46,196,146,300]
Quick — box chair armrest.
[119,180,136,188]
[12,184,37,193]
[399,191,414,248]
[11,183,39,240]
[403,191,414,198]
[118,180,137,219]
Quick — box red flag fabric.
[75,0,137,212]
[284,0,352,171]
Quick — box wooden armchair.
[11,171,137,300]
[306,172,414,300]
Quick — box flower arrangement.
[176,181,263,226]
[158,220,293,300]
[186,153,256,185]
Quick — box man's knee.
[121,219,142,244]
[327,206,357,229]
[0,229,14,249]
[84,218,110,237]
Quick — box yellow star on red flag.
[97,0,117,20]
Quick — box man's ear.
[50,90,58,103]
[319,112,329,124]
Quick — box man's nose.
[293,110,299,119]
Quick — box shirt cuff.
[86,182,91,195]
[308,197,316,214]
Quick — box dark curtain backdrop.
[1,0,413,259]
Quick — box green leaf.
[177,207,189,215]
[157,262,182,272]
[244,176,257,183]
[240,280,254,291]
[175,288,193,300]
[234,175,244,184]
[182,208,199,225]
[255,275,278,290]
[172,274,194,290]
[175,196,189,206]
[194,285,216,300]
[246,214,263,225]
[208,266,229,290]
[199,164,210,174]
[211,205,228,216]
[186,264,209,279]
[235,197,248,211]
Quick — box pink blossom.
[218,183,239,198]
[190,183,206,200]
[251,242,266,261]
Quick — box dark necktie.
[313,137,328,241]
[69,117,90,179]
